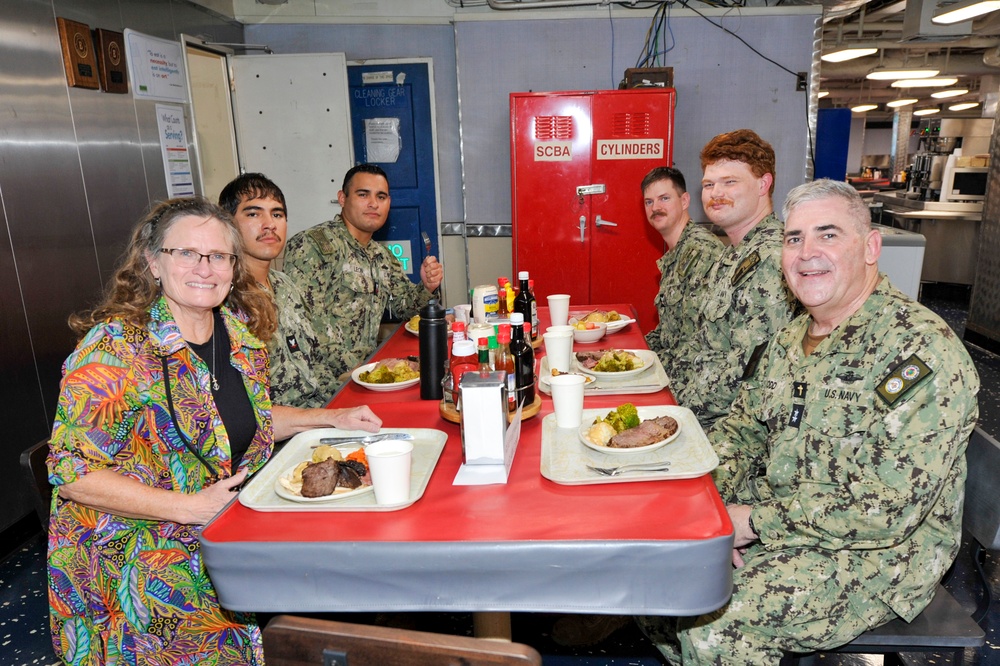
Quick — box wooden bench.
[263,614,542,666]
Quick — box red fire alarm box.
[510,89,675,332]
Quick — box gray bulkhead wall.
[0,0,242,535]
[250,10,817,236]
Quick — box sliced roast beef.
[337,463,364,490]
[300,458,340,497]
[608,416,679,449]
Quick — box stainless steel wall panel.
[0,0,244,535]
[967,103,1000,348]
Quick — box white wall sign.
[155,104,195,197]
[124,29,189,102]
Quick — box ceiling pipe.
[822,52,1000,76]
[486,0,609,9]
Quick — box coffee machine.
[906,118,991,201]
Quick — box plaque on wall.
[95,28,128,94]
[56,17,99,90]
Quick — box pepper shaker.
[418,299,447,400]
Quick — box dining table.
[200,303,734,639]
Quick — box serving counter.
[199,305,734,634]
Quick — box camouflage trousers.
[636,546,896,665]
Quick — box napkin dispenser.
[459,371,508,465]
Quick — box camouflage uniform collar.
[779,272,894,360]
[739,212,781,244]
[334,214,380,255]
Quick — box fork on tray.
[586,461,671,477]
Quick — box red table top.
[202,304,732,546]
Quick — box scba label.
[534,141,572,161]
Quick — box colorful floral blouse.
[47,298,272,665]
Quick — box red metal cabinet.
[510,89,675,331]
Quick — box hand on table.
[328,405,383,432]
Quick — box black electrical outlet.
[796,72,807,91]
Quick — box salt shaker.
[418,299,447,400]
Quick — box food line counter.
[874,192,981,286]
[199,304,734,637]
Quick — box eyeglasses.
[159,248,236,269]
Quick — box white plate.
[404,320,454,337]
[273,449,374,503]
[578,415,682,455]
[574,349,655,380]
[605,317,636,334]
[351,361,420,391]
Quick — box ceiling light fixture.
[886,98,919,107]
[818,91,829,98]
[949,101,980,110]
[821,47,878,63]
[891,77,960,88]
[914,107,941,116]
[867,68,939,80]
[931,88,970,98]
[851,103,879,113]
[932,0,1000,24]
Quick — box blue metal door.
[347,60,439,286]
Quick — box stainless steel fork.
[586,462,671,477]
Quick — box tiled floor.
[5,287,1000,665]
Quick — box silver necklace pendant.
[212,374,220,391]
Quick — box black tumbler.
[418,299,447,400]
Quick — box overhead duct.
[901,0,974,40]
[822,52,1000,76]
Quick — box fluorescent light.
[891,77,959,88]
[914,107,941,116]
[931,88,970,98]
[821,47,878,63]
[867,68,939,80]
[949,102,980,110]
[851,104,879,113]
[818,91,829,98]
[886,98,919,107]
[933,0,1000,24]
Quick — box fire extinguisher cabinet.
[510,89,676,332]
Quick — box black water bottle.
[418,299,447,400]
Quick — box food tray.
[540,405,718,485]
[238,427,446,512]
[537,353,670,396]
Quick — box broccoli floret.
[618,403,640,430]
[600,403,640,433]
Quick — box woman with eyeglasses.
[45,198,380,665]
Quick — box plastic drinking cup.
[547,294,571,327]
[365,440,414,506]
[549,374,586,428]
[543,331,574,373]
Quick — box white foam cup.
[550,374,586,428]
[547,294,571,327]
[365,440,414,506]
[543,331,574,374]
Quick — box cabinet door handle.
[595,215,618,228]
[579,215,586,242]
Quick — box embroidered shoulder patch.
[876,354,932,406]
[732,250,761,286]
[307,227,335,255]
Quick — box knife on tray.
[316,432,414,446]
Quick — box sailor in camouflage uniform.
[220,174,354,409]
[282,164,443,372]
[638,179,980,664]
[670,130,798,428]
[641,167,724,380]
